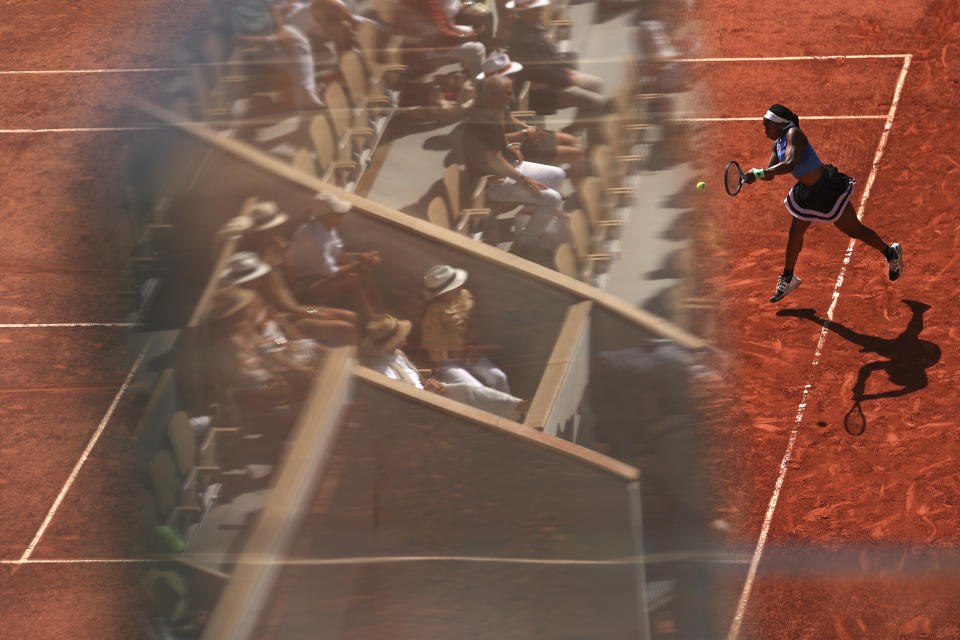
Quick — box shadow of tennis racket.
[843,398,867,436]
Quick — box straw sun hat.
[361,314,413,354]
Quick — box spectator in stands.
[397,0,486,77]
[285,191,383,320]
[283,0,366,69]
[206,288,313,406]
[220,251,359,345]
[229,0,327,110]
[361,313,527,419]
[464,74,570,254]
[241,201,360,336]
[505,0,607,129]
[420,264,513,391]
[477,52,588,183]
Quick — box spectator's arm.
[423,0,473,38]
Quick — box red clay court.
[2,0,960,638]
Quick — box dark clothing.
[461,107,509,174]
[785,164,855,222]
[506,21,572,87]
[501,108,558,161]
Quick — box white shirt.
[286,221,342,278]
[364,350,424,389]
[442,0,463,19]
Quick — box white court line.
[0,54,906,76]
[726,53,913,640]
[0,67,181,75]
[675,115,887,123]
[0,551,752,566]
[16,338,153,565]
[0,323,141,328]
[0,127,154,133]
[677,54,909,62]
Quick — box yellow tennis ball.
[696,181,706,191]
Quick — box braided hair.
[767,104,800,127]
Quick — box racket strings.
[725,162,743,195]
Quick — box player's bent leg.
[833,203,903,280]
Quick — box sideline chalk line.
[726,53,913,640]
[16,338,153,565]
[0,322,141,328]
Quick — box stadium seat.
[589,144,634,204]
[427,195,452,230]
[577,176,625,241]
[292,147,318,178]
[569,209,614,279]
[308,115,357,186]
[443,163,491,232]
[553,243,579,279]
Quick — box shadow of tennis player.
[777,300,941,435]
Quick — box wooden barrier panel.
[524,300,593,438]
[242,371,648,639]
[199,347,355,640]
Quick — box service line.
[0,127,155,134]
[0,550,752,567]
[0,67,182,75]
[726,53,913,640]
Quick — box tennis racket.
[724,160,747,196]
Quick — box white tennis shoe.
[886,243,903,281]
[769,274,801,303]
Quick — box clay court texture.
[2,0,960,638]
[0,2,204,638]
[690,0,960,637]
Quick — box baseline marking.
[16,338,153,565]
[675,115,886,123]
[726,53,913,640]
[677,54,909,62]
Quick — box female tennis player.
[744,104,903,302]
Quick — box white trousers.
[438,359,523,420]
[426,40,486,78]
[484,161,569,248]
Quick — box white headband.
[764,110,791,125]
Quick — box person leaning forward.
[285,191,384,321]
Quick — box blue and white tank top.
[776,122,823,179]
